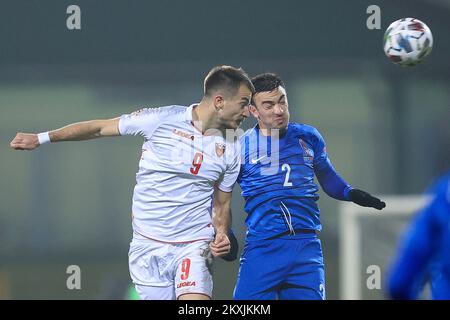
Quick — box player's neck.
[258,125,287,137]
[191,102,221,135]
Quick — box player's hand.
[209,232,231,258]
[349,189,386,210]
[221,231,239,262]
[10,133,40,151]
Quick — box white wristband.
[37,132,51,145]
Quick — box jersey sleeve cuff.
[117,115,126,136]
[344,186,353,201]
[217,184,233,193]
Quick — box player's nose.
[242,105,250,118]
[274,104,284,115]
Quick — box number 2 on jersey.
[190,152,203,175]
[282,163,293,187]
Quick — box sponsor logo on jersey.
[299,139,314,162]
[250,155,266,164]
[177,281,196,289]
[215,143,226,157]
[173,129,194,141]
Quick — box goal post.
[339,195,431,300]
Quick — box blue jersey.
[388,172,450,299]
[238,123,352,241]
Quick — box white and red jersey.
[119,104,240,243]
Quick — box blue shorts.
[233,234,325,300]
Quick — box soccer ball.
[383,18,433,66]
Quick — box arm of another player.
[10,118,121,151]
[209,187,232,258]
[387,191,447,299]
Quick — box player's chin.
[227,120,242,130]
[271,123,287,131]
[272,120,288,130]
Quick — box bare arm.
[10,118,120,151]
[212,187,232,235]
[209,187,232,258]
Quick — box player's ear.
[249,104,259,119]
[213,95,224,111]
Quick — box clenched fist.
[209,232,231,258]
[10,133,40,151]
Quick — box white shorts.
[128,235,213,300]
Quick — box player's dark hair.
[204,66,255,97]
[250,73,285,106]
[251,73,285,94]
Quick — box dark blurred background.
[0,0,449,299]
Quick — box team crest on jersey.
[215,143,226,157]
[299,139,314,162]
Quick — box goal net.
[339,195,431,299]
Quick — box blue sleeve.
[237,135,248,184]
[388,191,448,299]
[312,128,352,201]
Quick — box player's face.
[218,84,252,130]
[250,86,290,131]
